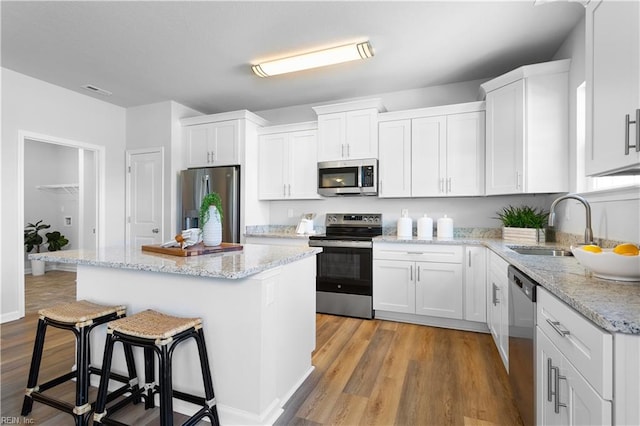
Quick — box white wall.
[1,68,126,322]
[551,17,639,244]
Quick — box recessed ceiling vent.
[81,84,112,96]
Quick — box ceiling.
[1,1,585,115]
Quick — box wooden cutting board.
[141,242,243,257]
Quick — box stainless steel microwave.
[317,159,378,196]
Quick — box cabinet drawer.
[373,243,462,263]
[537,287,613,399]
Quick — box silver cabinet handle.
[207,152,210,163]
[492,283,499,305]
[439,178,444,193]
[625,109,640,155]
[546,319,571,337]
[341,144,345,158]
[410,265,413,281]
[152,228,159,234]
[288,184,291,196]
[346,144,350,157]
[552,365,567,413]
[417,265,421,282]
[447,177,452,193]
[516,171,522,189]
[283,184,287,197]
[547,358,553,402]
[468,250,471,267]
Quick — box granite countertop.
[375,235,640,335]
[29,244,322,280]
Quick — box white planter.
[202,207,222,246]
[502,227,546,244]
[31,259,45,276]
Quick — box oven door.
[315,244,372,296]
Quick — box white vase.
[202,207,222,246]
[31,259,45,276]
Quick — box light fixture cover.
[252,41,374,77]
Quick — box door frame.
[125,147,165,247]
[17,130,106,318]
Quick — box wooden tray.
[141,242,243,257]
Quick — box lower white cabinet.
[536,328,612,426]
[373,243,488,325]
[487,251,509,371]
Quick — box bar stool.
[21,300,140,426]
[93,309,220,426]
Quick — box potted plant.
[199,192,224,246]
[495,205,549,243]
[24,220,70,275]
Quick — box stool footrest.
[172,389,206,406]
[35,371,76,393]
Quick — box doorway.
[19,131,105,318]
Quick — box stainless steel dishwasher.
[508,265,538,426]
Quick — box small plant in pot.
[495,205,549,243]
[24,220,70,275]
[199,193,224,246]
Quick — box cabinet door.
[184,124,213,167]
[446,112,485,196]
[378,120,411,197]
[345,108,378,159]
[317,113,345,161]
[537,327,566,426]
[412,116,445,197]
[210,121,239,165]
[288,130,319,199]
[373,259,414,313]
[464,246,486,323]
[488,267,508,371]
[586,0,640,175]
[258,133,288,200]
[414,261,463,319]
[485,79,524,195]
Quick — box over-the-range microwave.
[317,158,377,196]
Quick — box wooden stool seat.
[93,309,220,426]
[21,300,139,426]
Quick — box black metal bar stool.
[21,300,140,426]
[93,309,220,426]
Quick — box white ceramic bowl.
[571,246,640,282]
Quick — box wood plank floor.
[1,271,523,425]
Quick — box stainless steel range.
[308,213,382,319]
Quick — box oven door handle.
[309,240,372,249]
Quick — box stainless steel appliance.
[317,159,377,196]
[180,166,240,243]
[308,213,382,319]
[508,265,538,426]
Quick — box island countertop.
[29,243,322,280]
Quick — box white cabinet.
[487,251,509,371]
[586,0,640,175]
[258,124,319,200]
[313,99,384,161]
[536,286,613,426]
[373,243,463,320]
[378,102,485,198]
[482,60,570,195]
[183,120,239,167]
[464,246,486,323]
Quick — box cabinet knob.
[152,228,159,234]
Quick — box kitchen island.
[30,244,322,425]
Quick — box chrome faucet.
[548,194,594,245]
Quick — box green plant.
[24,220,51,253]
[199,192,224,228]
[45,231,69,251]
[495,205,549,229]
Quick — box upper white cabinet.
[258,123,320,200]
[481,59,570,195]
[313,99,385,161]
[183,120,240,167]
[378,102,485,198]
[586,0,640,176]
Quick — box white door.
[126,148,164,248]
[414,261,463,319]
[259,133,288,199]
[412,116,446,196]
[289,130,319,199]
[446,111,485,196]
[373,259,415,313]
[378,120,411,197]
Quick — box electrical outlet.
[64,216,72,226]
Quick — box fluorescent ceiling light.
[252,41,374,77]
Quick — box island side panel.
[76,258,315,425]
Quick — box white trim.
[577,184,640,203]
[17,130,105,320]
[180,110,269,127]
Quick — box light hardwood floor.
[1,271,523,425]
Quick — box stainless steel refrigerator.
[180,166,240,243]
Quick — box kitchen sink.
[509,247,573,257]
